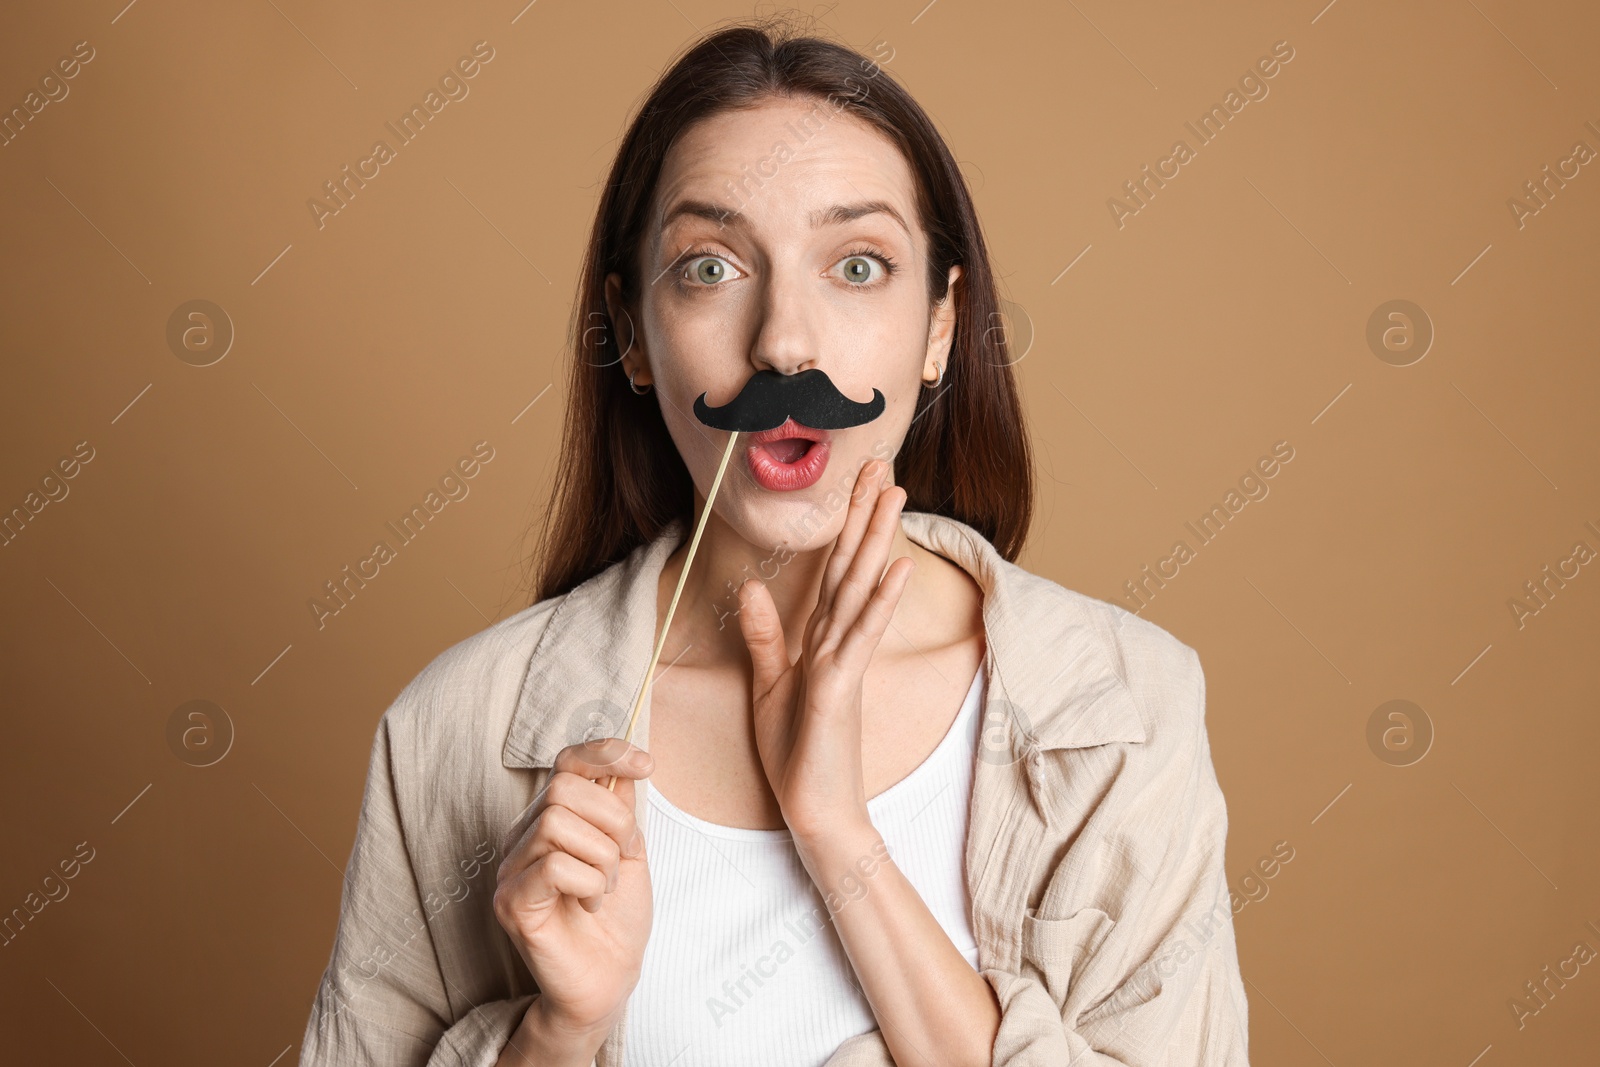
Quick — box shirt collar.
[503,510,1146,771]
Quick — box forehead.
[650,95,920,242]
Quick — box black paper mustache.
[693,369,885,433]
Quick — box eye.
[835,247,899,287]
[680,251,743,287]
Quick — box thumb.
[610,775,647,862]
[736,578,788,695]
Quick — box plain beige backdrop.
[2,1,1597,1064]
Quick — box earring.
[628,368,653,395]
[922,360,945,389]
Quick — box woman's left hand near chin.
[734,457,915,853]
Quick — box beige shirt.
[298,510,1251,1066]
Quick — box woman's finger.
[499,764,640,886]
[736,577,790,699]
[500,737,645,856]
[498,848,612,920]
[821,483,906,651]
[817,459,888,620]
[556,736,652,782]
[497,802,629,916]
[520,803,627,890]
[836,553,915,674]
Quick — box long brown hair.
[528,16,1033,605]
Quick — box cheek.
[823,313,928,413]
[656,402,723,486]
[825,286,926,350]
[645,303,748,404]
[847,359,923,463]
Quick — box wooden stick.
[604,429,741,792]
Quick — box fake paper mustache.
[693,368,885,433]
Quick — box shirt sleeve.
[983,646,1252,1066]
[296,712,551,1067]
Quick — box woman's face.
[607,94,961,554]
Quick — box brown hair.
[528,15,1033,604]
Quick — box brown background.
[2,0,1597,1063]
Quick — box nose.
[748,263,820,378]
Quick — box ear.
[603,272,648,382]
[925,264,962,376]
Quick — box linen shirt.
[297,509,1252,1066]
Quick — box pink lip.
[744,417,831,491]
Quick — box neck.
[655,488,925,671]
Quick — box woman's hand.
[735,458,915,845]
[492,737,654,1039]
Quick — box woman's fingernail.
[624,829,643,857]
[630,750,652,771]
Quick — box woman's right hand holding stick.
[491,737,655,1066]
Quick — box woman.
[299,19,1250,1067]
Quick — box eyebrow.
[659,198,912,238]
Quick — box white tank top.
[623,664,985,1066]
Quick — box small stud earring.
[922,360,945,389]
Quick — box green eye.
[692,257,728,284]
[842,256,876,284]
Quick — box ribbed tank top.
[622,664,986,1066]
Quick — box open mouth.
[761,438,815,464]
[745,418,832,491]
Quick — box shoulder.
[1005,571,1231,912]
[999,556,1206,746]
[1024,577,1226,857]
[1067,582,1204,712]
[375,594,565,777]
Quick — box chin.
[718,488,851,554]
